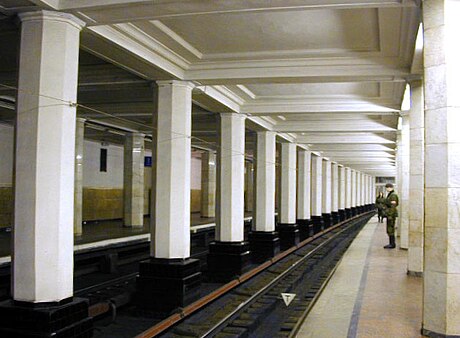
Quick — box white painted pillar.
[338,165,346,220]
[124,132,145,227]
[422,2,460,334]
[14,11,84,303]
[399,112,410,249]
[153,80,193,258]
[216,113,246,242]
[338,166,346,210]
[297,150,311,221]
[254,131,276,232]
[351,170,357,209]
[331,163,339,214]
[408,80,424,275]
[74,118,85,236]
[201,151,216,218]
[357,171,362,208]
[345,168,352,211]
[311,155,323,217]
[245,161,254,212]
[279,143,297,224]
[321,160,332,215]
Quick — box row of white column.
[11,9,376,304]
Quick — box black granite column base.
[207,241,251,282]
[277,223,300,250]
[331,212,340,225]
[311,215,324,234]
[136,257,202,314]
[338,209,347,222]
[248,231,280,263]
[297,219,313,241]
[345,208,353,219]
[351,207,358,216]
[0,297,92,338]
[322,213,332,228]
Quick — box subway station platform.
[297,216,423,338]
[0,212,252,260]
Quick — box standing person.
[375,192,386,223]
[383,183,399,249]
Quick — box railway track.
[137,212,374,338]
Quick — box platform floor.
[296,216,423,338]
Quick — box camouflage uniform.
[375,195,386,222]
[384,190,399,236]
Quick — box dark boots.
[384,235,396,249]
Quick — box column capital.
[156,80,195,90]
[219,112,247,119]
[19,10,86,30]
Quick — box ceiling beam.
[274,120,396,132]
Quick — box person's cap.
[385,183,394,188]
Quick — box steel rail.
[136,211,374,338]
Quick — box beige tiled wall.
[0,187,202,225]
[191,189,201,213]
[0,187,13,228]
[83,188,124,221]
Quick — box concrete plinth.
[311,216,324,234]
[338,209,347,222]
[277,223,300,250]
[322,213,332,228]
[345,208,353,219]
[0,298,92,338]
[248,231,280,263]
[136,258,201,314]
[297,219,313,241]
[207,241,251,282]
[331,212,340,225]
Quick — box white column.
[321,159,332,215]
[154,80,193,258]
[331,163,339,214]
[279,143,297,224]
[201,151,216,218]
[14,11,84,303]
[351,169,357,208]
[345,168,352,210]
[124,133,145,227]
[339,165,346,211]
[408,80,424,275]
[422,3,460,334]
[74,118,85,236]
[245,161,254,212]
[216,113,246,242]
[400,112,410,249]
[297,150,311,221]
[254,131,276,232]
[311,155,322,217]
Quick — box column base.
[351,207,358,216]
[207,241,251,282]
[297,219,313,241]
[136,258,202,314]
[0,297,92,338]
[277,223,300,250]
[331,211,340,225]
[345,208,353,219]
[311,215,324,234]
[322,213,332,228]
[338,209,347,222]
[421,328,460,338]
[248,231,280,263]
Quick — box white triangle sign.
[281,293,296,307]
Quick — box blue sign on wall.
[144,156,152,167]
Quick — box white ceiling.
[1,0,424,177]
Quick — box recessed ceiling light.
[277,115,286,121]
